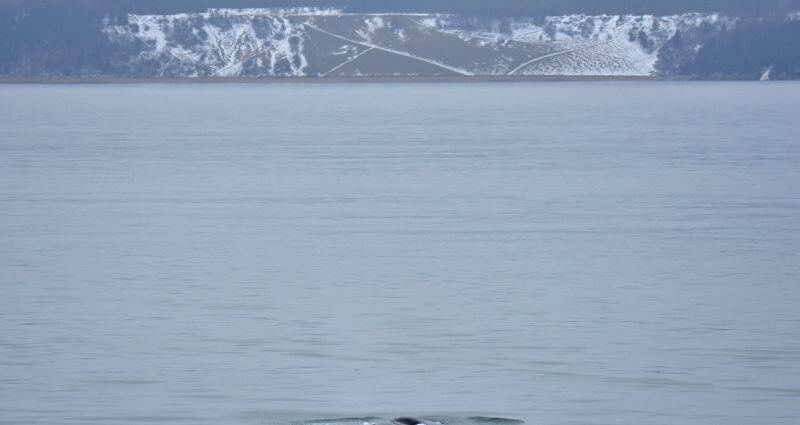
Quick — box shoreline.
[0,75,789,84]
[0,75,663,84]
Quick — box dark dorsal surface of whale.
[391,418,425,425]
[303,416,522,425]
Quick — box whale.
[391,418,426,425]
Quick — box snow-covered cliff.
[104,9,737,77]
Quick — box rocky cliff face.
[103,8,737,77]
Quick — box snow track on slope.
[321,47,376,76]
[303,23,474,76]
[507,40,612,75]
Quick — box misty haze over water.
[1,82,799,424]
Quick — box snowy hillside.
[104,8,736,77]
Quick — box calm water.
[1,82,799,425]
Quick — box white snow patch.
[106,11,308,76]
[366,16,387,32]
[207,8,342,17]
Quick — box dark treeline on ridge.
[682,19,800,78]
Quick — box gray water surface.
[1,82,799,425]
